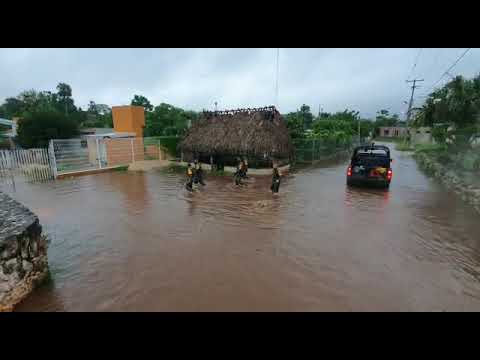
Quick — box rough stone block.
[0,191,49,312]
[22,260,33,274]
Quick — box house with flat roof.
[378,126,409,138]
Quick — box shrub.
[395,142,415,151]
[158,136,179,157]
[431,125,448,143]
[17,110,78,148]
[414,143,447,154]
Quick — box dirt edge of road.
[414,152,480,214]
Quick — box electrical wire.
[425,48,472,95]
[407,48,423,80]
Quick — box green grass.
[395,142,415,151]
[414,143,447,154]
[112,165,129,171]
[413,142,480,173]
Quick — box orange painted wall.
[112,106,145,138]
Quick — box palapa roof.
[178,106,293,159]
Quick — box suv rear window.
[356,149,388,156]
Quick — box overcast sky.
[1,48,479,119]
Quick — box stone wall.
[414,152,480,214]
[0,192,49,311]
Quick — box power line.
[418,48,442,91]
[424,48,472,95]
[408,48,423,80]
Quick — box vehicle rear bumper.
[347,176,390,188]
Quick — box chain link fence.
[292,138,365,164]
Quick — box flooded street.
[6,146,480,311]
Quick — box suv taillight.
[347,166,352,176]
[387,169,393,181]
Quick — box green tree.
[56,82,74,115]
[131,95,153,112]
[300,104,314,130]
[144,103,196,136]
[375,109,398,126]
[285,112,305,139]
[16,110,79,148]
[310,108,373,142]
[56,82,72,98]
[415,74,480,148]
[81,101,113,128]
[88,100,98,114]
[2,98,24,117]
[373,109,400,136]
[69,109,88,127]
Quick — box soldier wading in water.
[271,166,281,194]
[194,162,206,186]
[185,163,194,191]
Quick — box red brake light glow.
[387,169,393,181]
[347,166,352,177]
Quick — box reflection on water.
[7,147,480,311]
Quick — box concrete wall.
[112,106,145,138]
[410,127,433,145]
[87,138,99,166]
[0,192,49,312]
[105,138,144,166]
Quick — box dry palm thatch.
[178,106,293,159]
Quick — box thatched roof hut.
[178,106,293,166]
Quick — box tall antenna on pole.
[275,48,280,109]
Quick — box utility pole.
[358,119,361,144]
[406,79,424,122]
[275,48,280,108]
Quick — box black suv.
[346,144,393,189]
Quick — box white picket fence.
[1,136,176,186]
[0,148,54,184]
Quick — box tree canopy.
[131,95,153,112]
[284,107,374,144]
[16,110,79,148]
[414,74,480,147]
[144,103,198,137]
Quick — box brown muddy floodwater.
[6,146,480,311]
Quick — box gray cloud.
[1,48,479,118]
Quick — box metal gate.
[50,137,163,176]
[0,148,55,188]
